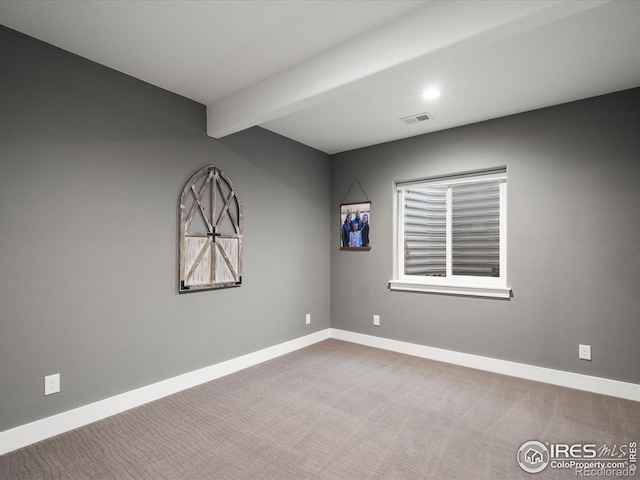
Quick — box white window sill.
[388,280,512,299]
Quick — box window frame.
[390,168,511,299]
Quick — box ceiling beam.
[206,0,609,139]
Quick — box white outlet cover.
[373,315,380,326]
[305,313,311,325]
[45,373,60,395]
[579,344,592,361]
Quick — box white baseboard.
[0,329,331,456]
[3,327,638,456]
[330,328,640,403]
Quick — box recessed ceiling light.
[422,88,441,100]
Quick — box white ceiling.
[2,0,640,154]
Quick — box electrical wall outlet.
[45,373,60,395]
[305,313,311,325]
[579,344,592,361]
[373,314,380,326]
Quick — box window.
[390,167,510,298]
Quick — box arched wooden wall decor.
[179,166,243,292]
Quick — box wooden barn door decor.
[179,166,243,292]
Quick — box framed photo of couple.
[340,202,371,251]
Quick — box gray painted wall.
[331,87,640,385]
[0,26,331,432]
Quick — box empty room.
[1,1,639,479]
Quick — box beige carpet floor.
[1,339,639,479]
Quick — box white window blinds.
[403,185,446,276]
[451,180,500,277]
[399,168,505,281]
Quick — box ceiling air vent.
[400,112,432,125]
